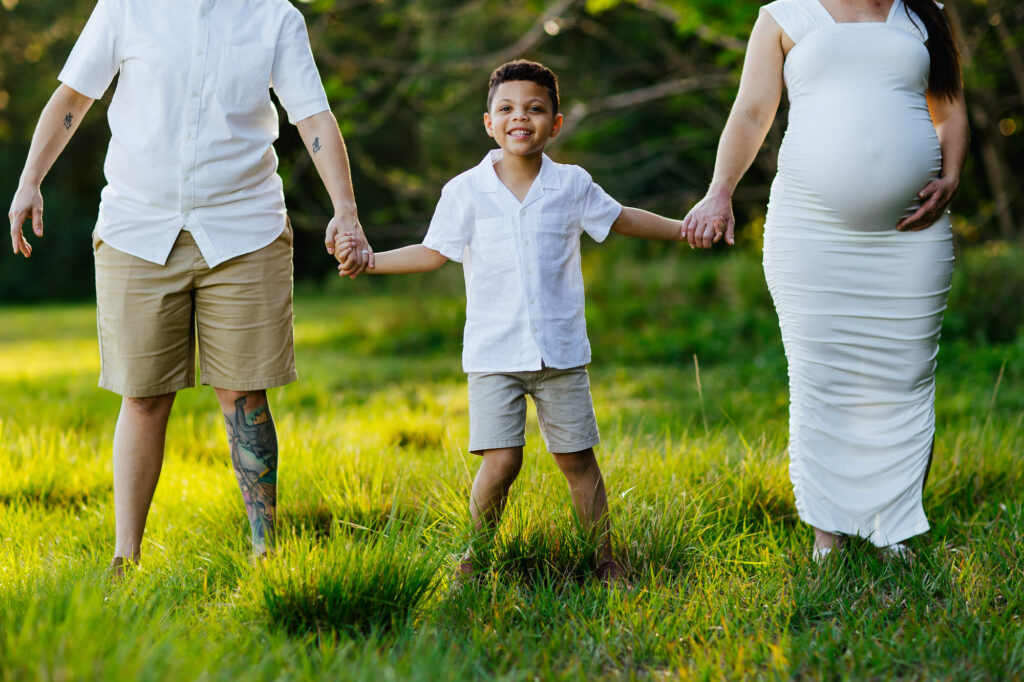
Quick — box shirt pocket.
[537,213,574,260]
[470,217,515,268]
[218,45,274,109]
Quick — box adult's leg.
[214,388,278,556]
[111,392,176,571]
[551,447,618,576]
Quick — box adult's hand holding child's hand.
[682,188,736,249]
[326,213,374,278]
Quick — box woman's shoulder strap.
[760,0,826,44]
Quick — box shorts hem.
[469,437,527,454]
[99,377,194,398]
[200,370,298,392]
[546,436,601,454]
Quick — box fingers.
[9,208,32,258]
[897,190,944,232]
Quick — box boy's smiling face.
[484,80,563,159]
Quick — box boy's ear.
[550,113,564,138]
[483,112,495,138]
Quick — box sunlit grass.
[0,250,1022,679]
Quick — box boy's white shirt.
[423,149,623,373]
[59,0,330,268]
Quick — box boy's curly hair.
[487,59,560,115]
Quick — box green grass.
[1,247,1022,680]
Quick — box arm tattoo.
[312,136,321,154]
[63,113,73,130]
[224,396,278,554]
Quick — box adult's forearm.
[295,110,358,217]
[19,85,94,187]
[707,109,772,197]
[935,97,969,184]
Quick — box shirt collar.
[475,149,561,193]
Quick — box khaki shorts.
[467,366,600,454]
[93,225,296,398]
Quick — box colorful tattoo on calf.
[224,396,278,554]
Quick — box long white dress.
[761,0,954,546]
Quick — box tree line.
[0,0,1020,301]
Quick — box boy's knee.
[482,448,524,484]
[553,448,599,479]
[123,392,175,417]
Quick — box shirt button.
[529,298,535,304]
[184,175,190,182]
[187,132,194,140]
[524,239,530,245]
[191,90,199,97]
[184,210,191,217]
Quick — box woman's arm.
[294,110,373,276]
[337,243,447,276]
[681,11,787,248]
[8,84,94,257]
[895,93,969,231]
[610,207,683,241]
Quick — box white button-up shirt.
[59,0,330,267]
[423,150,623,373]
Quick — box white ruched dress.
[761,0,954,546]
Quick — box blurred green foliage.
[1,0,1022,302]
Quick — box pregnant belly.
[779,105,942,229]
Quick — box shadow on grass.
[257,515,442,637]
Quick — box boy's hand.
[334,232,374,278]
[682,189,735,248]
[326,213,374,278]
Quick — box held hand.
[682,189,736,249]
[896,176,959,232]
[325,213,374,278]
[9,186,44,258]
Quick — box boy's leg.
[470,447,524,530]
[214,388,278,556]
[111,392,176,571]
[551,448,617,573]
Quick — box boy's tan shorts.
[93,225,296,398]
[467,366,600,454]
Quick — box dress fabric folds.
[761,0,954,545]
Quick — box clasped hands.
[325,213,373,278]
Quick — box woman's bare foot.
[812,527,843,564]
[107,555,137,580]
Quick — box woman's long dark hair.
[904,0,963,99]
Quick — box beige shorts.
[93,225,296,398]
[467,366,600,454]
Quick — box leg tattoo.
[224,396,278,554]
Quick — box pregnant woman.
[683,0,968,559]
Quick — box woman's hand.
[896,175,959,232]
[681,188,736,248]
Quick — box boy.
[337,60,698,582]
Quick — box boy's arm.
[609,207,685,242]
[9,85,95,257]
[338,243,448,276]
[294,111,372,276]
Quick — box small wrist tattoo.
[63,113,73,130]
[312,136,321,154]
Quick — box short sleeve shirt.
[59,0,330,267]
[423,150,623,373]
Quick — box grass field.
[1,247,1022,680]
